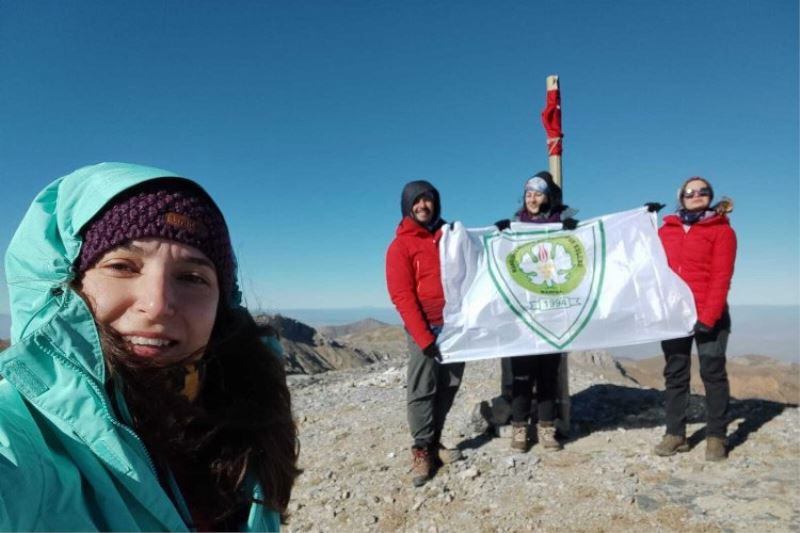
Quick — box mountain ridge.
[256,314,385,374]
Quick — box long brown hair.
[97,304,300,525]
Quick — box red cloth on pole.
[541,88,563,156]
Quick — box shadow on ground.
[569,384,794,452]
[460,385,795,453]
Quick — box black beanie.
[400,180,441,222]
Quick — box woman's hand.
[561,218,579,230]
[645,202,666,213]
[693,320,713,334]
[494,219,511,231]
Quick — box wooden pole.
[545,74,570,436]
[546,75,562,190]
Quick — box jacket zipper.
[41,345,159,476]
[678,226,689,276]
[33,344,194,530]
[111,377,196,530]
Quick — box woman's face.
[682,179,712,211]
[525,190,548,215]
[80,238,219,362]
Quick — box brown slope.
[256,314,383,374]
[618,353,799,404]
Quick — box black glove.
[561,218,579,230]
[645,202,666,213]
[693,320,713,334]
[423,342,443,363]
[494,219,511,231]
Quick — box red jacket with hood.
[386,181,445,350]
[659,213,737,327]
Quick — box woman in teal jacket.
[0,163,299,531]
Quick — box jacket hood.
[5,162,240,344]
[400,180,441,224]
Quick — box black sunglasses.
[682,187,711,199]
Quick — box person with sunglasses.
[654,176,737,461]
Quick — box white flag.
[438,207,696,363]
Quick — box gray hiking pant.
[406,332,465,449]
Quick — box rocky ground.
[285,351,800,532]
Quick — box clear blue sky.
[1,1,798,316]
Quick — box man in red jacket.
[386,180,466,487]
[655,176,737,461]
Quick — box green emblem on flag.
[485,222,606,349]
[506,236,586,295]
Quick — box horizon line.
[1,302,799,317]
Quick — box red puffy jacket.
[385,216,444,350]
[659,213,737,327]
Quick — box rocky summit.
[258,314,392,374]
[284,327,800,532]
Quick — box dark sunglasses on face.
[682,187,711,199]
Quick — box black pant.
[500,356,513,399]
[406,333,465,449]
[661,311,731,438]
[508,353,561,424]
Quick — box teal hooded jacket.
[0,163,281,532]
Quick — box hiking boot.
[433,443,464,465]
[653,434,689,456]
[510,423,528,452]
[410,447,433,487]
[705,437,727,462]
[537,422,562,451]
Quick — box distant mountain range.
[316,318,391,338]
[256,314,405,374]
[262,307,401,327]
[2,305,798,363]
[606,305,799,362]
[2,310,796,404]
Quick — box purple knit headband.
[77,179,235,302]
